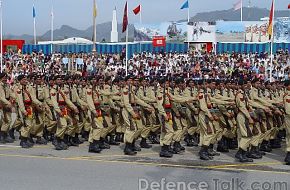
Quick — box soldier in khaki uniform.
[16,75,43,148]
[86,77,103,153]
[235,80,254,162]
[43,76,58,142]
[50,76,79,150]
[30,75,47,144]
[0,73,14,143]
[283,81,290,165]
[136,77,157,148]
[121,76,154,155]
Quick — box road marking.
[72,152,157,159]
[0,145,21,148]
[0,153,289,175]
[208,162,283,168]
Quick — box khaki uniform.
[50,85,75,139]
[86,85,104,143]
[235,90,252,151]
[136,86,157,139]
[0,82,12,133]
[16,85,42,138]
[283,90,290,152]
[122,85,152,144]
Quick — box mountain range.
[5,7,289,43]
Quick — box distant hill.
[4,7,289,43]
[190,7,289,22]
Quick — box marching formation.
[0,72,289,165]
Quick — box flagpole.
[33,4,36,45]
[269,0,275,82]
[139,2,142,53]
[92,0,97,52]
[0,0,3,72]
[51,2,54,54]
[241,0,243,22]
[125,1,129,76]
[187,0,190,52]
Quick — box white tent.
[38,37,93,45]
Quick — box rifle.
[241,90,254,137]
[128,84,135,131]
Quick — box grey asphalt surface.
[0,140,290,190]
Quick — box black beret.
[105,76,111,83]
[17,75,26,81]
[0,72,6,79]
[284,80,290,87]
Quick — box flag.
[267,0,274,38]
[122,2,128,33]
[152,36,166,47]
[93,0,97,18]
[33,5,36,18]
[180,0,189,9]
[233,0,242,10]
[133,5,141,15]
[288,4,290,9]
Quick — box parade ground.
[0,140,289,190]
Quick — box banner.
[152,36,166,47]
[134,22,187,42]
[187,22,216,42]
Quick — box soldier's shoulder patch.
[123,91,128,95]
[158,97,162,100]
[51,93,56,96]
[286,99,290,103]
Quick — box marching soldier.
[0,73,14,143]
[16,75,43,148]
[283,81,290,165]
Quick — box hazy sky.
[2,0,289,35]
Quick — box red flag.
[152,36,166,47]
[267,0,274,38]
[122,2,128,33]
[133,5,141,15]
[288,4,290,9]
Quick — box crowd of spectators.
[1,48,289,82]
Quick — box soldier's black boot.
[160,145,173,158]
[115,133,121,142]
[89,140,102,153]
[20,137,30,149]
[173,142,181,154]
[235,148,249,162]
[208,144,220,156]
[74,134,84,144]
[109,134,120,146]
[217,138,229,153]
[54,138,64,150]
[36,137,47,145]
[260,141,272,152]
[285,152,290,165]
[177,141,185,151]
[184,134,193,147]
[27,136,34,147]
[0,131,6,144]
[132,140,141,151]
[81,130,89,141]
[124,143,137,155]
[247,146,262,159]
[69,136,79,147]
[99,138,110,149]
[243,150,253,162]
[8,128,15,140]
[140,138,152,149]
[64,135,72,146]
[199,146,211,160]
[60,139,68,150]
[270,139,281,149]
